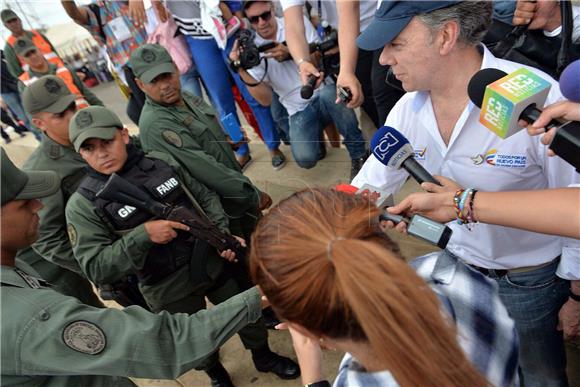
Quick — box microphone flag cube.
[479,68,551,138]
[370,126,413,169]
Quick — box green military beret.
[14,38,36,57]
[1,9,18,23]
[69,106,123,152]
[129,44,176,83]
[1,148,59,206]
[22,75,76,116]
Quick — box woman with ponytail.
[250,188,518,387]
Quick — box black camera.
[237,29,261,70]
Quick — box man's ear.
[438,20,460,55]
[121,127,130,145]
[31,116,45,131]
[135,77,145,92]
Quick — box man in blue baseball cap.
[352,2,579,386]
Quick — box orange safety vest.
[19,66,89,110]
[8,29,65,71]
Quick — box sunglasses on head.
[248,10,272,24]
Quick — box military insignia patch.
[141,48,156,63]
[67,224,77,246]
[75,110,93,128]
[44,78,61,94]
[162,130,183,148]
[63,321,106,355]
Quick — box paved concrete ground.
[3,81,578,386]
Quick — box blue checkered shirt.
[411,251,519,386]
[332,251,519,387]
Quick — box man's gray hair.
[418,2,493,46]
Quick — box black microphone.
[549,121,580,172]
[300,75,318,99]
[370,126,441,186]
[550,61,580,172]
[467,68,562,132]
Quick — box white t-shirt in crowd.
[279,0,376,32]
[247,16,320,116]
[280,0,339,28]
[358,0,377,33]
[352,45,580,279]
[542,4,580,42]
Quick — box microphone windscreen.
[467,68,508,108]
[560,60,580,103]
[370,126,411,167]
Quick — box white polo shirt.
[352,45,579,279]
[248,16,320,116]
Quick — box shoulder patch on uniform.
[63,321,106,355]
[47,143,61,159]
[67,224,77,246]
[162,130,182,148]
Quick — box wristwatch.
[305,381,331,387]
[569,288,580,302]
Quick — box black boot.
[205,362,234,387]
[252,345,300,380]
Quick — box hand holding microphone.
[335,183,453,249]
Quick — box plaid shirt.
[82,1,148,67]
[332,251,519,387]
[411,251,519,387]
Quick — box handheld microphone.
[468,68,558,138]
[300,75,318,99]
[378,212,452,249]
[335,184,452,249]
[549,121,580,172]
[551,60,580,171]
[469,68,580,171]
[370,126,441,186]
[559,59,580,102]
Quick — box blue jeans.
[289,84,366,169]
[489,259,569,387]
[493,1,517,24]
[1,91,41,140]
[185,36,280,156]
[179,66,204,99]
[270,91,290,144]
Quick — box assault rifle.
[96,173,245,257]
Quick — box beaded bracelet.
[453,189,467,224]
[454,188,480,228]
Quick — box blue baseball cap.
[357,1,461,51]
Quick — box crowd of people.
[1,0,579,386]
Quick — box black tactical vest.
[78,157,209,286]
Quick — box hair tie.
[327,237,345,261]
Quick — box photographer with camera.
[230,1,367,177]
